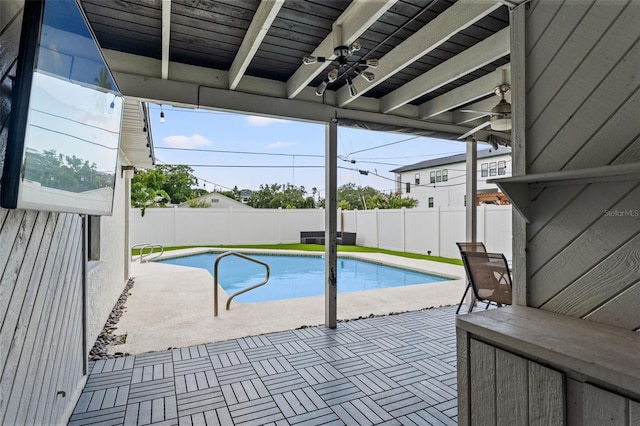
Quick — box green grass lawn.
[133,243,462,265]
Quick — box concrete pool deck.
[111,248,466,355]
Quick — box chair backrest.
[456,241,487,253]
[460,251,512,306]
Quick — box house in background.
[391,146,511,208]
[178,192,253,209]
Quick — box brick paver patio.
[70,306,459,425]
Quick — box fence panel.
[377,209,404,252]
[354,210,378,248]
[130,206,513,260]
[405,209,441,256]
[439,207,467,259]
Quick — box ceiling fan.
[302,41,379,97]
[457,84,512,141]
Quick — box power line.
[154,158,235,191]
[161,163,324,168]
[356,150,465,160]
[345,135,420,156]
[155,146,323,158]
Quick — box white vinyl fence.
[130,205,513,260]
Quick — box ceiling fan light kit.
[459,84,512,134]
[490,84,512,131]
[303,41,378,97]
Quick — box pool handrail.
[213,251,270,316]
[131,243,164,262]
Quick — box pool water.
[159,253,449,303]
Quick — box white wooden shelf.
[488,162,640,222]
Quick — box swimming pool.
[159,253,450,303]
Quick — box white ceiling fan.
[457,84,512,141]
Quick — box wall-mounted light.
[160,105,165,123]
[121,165,135,179]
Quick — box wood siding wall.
[524,0,640,330]
[1,2,86,424]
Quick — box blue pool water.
[159,253,449,303]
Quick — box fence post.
[278,207,283,244]
[227,206,233,245]
[172,206,178,246]
[374,208,380,248]
[436,206,441,257]
[401,207,406,252]
[480,203,487,246]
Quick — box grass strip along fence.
[132,243,463,266]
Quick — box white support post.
[325,119,338,328]
[464,140,478,309]
[465,140,478,242]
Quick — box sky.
[148,104,470,197]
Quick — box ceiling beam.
[419,65,511,119]
[105,49,510,142]
[380,27,509,113]
[161,0,171,79]
[229,0,284,90]
[115,71,467,134]
[286,0,397,99]
[336,1,503,107]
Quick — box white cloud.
[245,116,287,126]
[266,141,296,149]
[163,134,212,148]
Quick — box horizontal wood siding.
[523,0,640,330]
[1,2,85,424]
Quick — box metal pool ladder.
[213,251,270,316]
[132,243,164,262]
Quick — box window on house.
[489,162,497,176]
[436,170,442,182]
[442,169,448,182]
[406,182,411,193]
[415,173,420,185]
[464,195,466,207]
[428,197,434,208]
[430,171,435,183]
[481,163,488,177]
[211,198,219,203]
[498,160,506,175]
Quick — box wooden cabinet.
[456,306,640,425]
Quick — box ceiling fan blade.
[459,109,491,114]
[459,109,508,116]
[458,121,492,140]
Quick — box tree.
[319,184,417,210]
[131,165,199,214]
[157,165,199,204]
[24,149,114,192]
[220,186,242,201]
[246,183,315,209]
[336,183,379,210]
[367,192,418,209]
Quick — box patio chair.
[455,242,487,314]
[460,251,512,312]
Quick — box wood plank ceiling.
[79,0,514,143]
